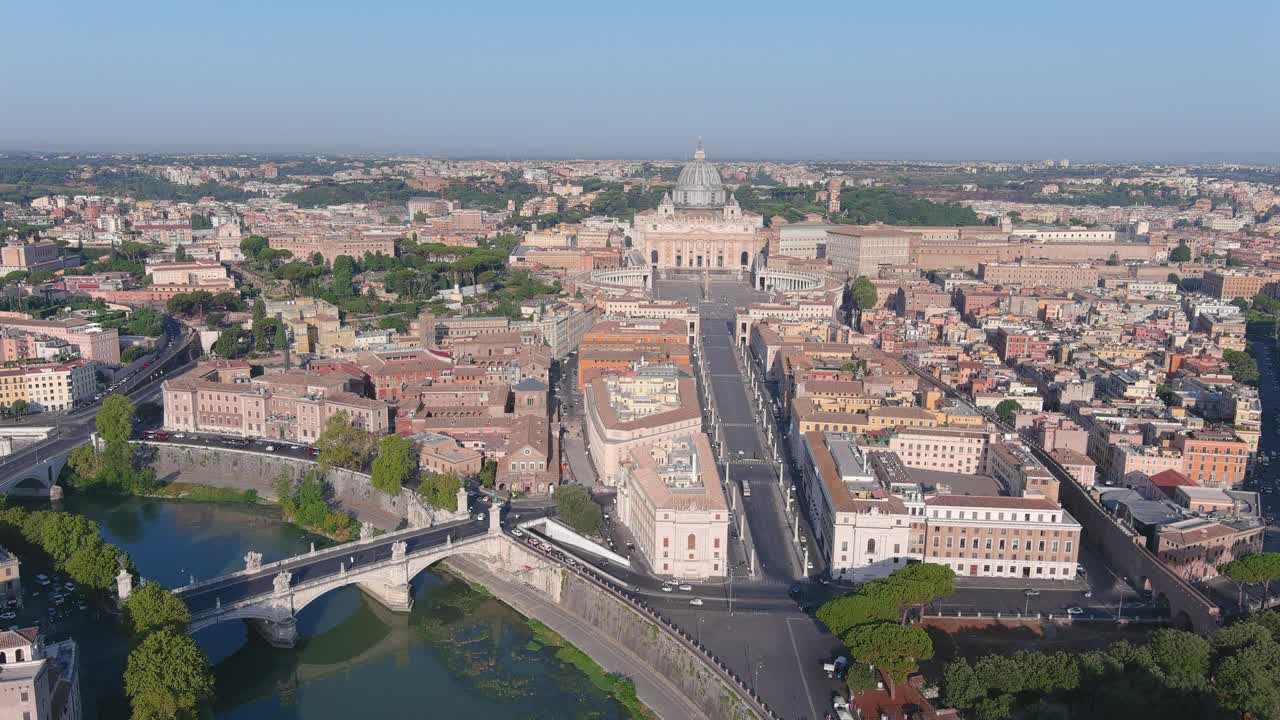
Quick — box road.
[180,516,488,615]
[0,317,197,489]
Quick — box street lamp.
[1118,576,1128,621]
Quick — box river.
[60,495,640,720]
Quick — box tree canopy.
[124,582,192,638]
[851,276,878,311]
[315,412,376,471]
[555,484,602,535]
[370,434,415,496]
[994,399,1021,425]
[124,629,215,720]
[418,470,462,511]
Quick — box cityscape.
[2,2,1280,720]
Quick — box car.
[265,445,275,452]
[661,585,673,592]
[1023,588,1040,597]
[677,584,692,592]
[475,513,486,523]
[0,612,14,621]
[688,598,704,606]
[1083,591,1093,598]
[511,528,523,537]
[1066,607,1084,615]
[173,433,186,439]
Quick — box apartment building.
[0,547,21,609]
[585,371,700,486]
[1201,270,1280,301]
[268,231,397,266]
[1174,430,1250,489]
[992,329,1052,363]
[986,441,1059,502]
[162,365,390,443]
[824,227,912,278]
[923,495,1081,580]
[978,262,1099,289]
[0,241,74,275]
[616,432,729,580]
[0,629,82,720]
[355,349,454,401]
[0,361,96,412]
[887,427,994,475]
[416,432,484,478]
[144,260,235,289]
[0,314,119,364]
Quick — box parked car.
[688,598,704,606]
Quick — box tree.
[1167,272,1181,285]
[174,245,189,261]
[124,629,215,720]
[124,582,192,638]
[252,298,271,352]
[212,328,245,358]
[1221,349,1260,386]
[126,307,164,337]
[274,320,288,351]
[39,513,101,564]
[7,399,28,416]
[64,540,126,590]
[240,235,268,260]
[817,593,897,639]
[1146,628,1211,690]
[331,255,356,297]
[314,412,374,470]
[370,434,414,496]
[994,399,1020,426]
[478,460,496,489]
[851,276,878,311]
[1169,241,1192,262]
[418,470,462,510]
[555,484,602,535]
[96,395,136,445]
[1106,252,1121,266]
[845,622,934,687]
[1222,553,1280,608]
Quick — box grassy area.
[148,482,260,505]
[527,618,656,720]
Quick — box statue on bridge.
[244,551,263,572]
[392,540,407,561]
[360,522,374,541]
[273,570,292,597]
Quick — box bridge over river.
[167,511,500,647]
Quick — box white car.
[688,598,704,606]
[511,528,523,537]
[677,584,692,592]
[661,585,673,593]
[1066,607,1084,615]
[265,445,275,452]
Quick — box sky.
[3,0,1277,163]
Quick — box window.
[867,539,876,554]
[687,534,696,550]
[663,537,669,548]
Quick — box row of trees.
[943,617,1280,720]
[816,563,955,694]
[0,506,131,590]
[166,289,243,317]
[122,583,214,720]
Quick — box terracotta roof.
[927,495,1060,511]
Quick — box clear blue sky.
[4,0,1276,162]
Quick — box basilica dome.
[673,141,727,208]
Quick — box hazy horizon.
[4,1,1276,165]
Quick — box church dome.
[673,141,726,208]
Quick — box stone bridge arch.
[185,518,517,648]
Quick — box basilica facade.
[633,142,767,270]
